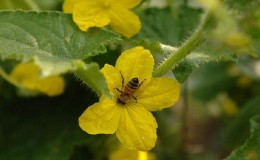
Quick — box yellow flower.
[79,46,180,151]
[109,145,156,160]
[10,63,65,97]
[63,0,141,38]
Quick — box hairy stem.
[73,61,111,98]
[153,12,211,77]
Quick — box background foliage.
[0,0,259,160]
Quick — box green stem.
[153,12,212,77]
[0,66,24,88]
[73,61,111,98]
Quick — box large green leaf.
[0,10,120,75]
[0,10,120,97]
[225,114,260,160]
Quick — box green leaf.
[0,0,63,10]
[0,10,120,75]
[225,114,260,160]
[129,38,162,55]
[173,49,237,83]
[137,6,202,46]
[224,95,260,148]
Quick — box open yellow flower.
[79,46,180,151]
[10,63,65,97]
[63,0,141,38]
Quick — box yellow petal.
[138,78,180,111]
[10,63,65,96]
[79,97,121,134]
[62,0,79,13]
[36,76,65,96]
[22,78,38,90]
[109,7,141,38]
[10,63,39,82]
[100,64,122,98]
[73,1,111,31]
[116,104,158,151]
[109,145,156,160]
[110,0,142,8]
[115,46,154,91]
[10,63,40,90]
[109,145,138,160]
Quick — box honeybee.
[116,72,145,105]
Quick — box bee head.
[131,78,139,83]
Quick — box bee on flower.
[79,46,180,151]
[116,72,146,105]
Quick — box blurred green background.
[0,0,260,160]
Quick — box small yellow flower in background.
[217,93,239,116]
[10,63,65,97]
[79,46,180,151]
[63,0,142,38]
[109,145,156,160]
[224,32,251,49]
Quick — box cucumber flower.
[79,46,180,151]
[63,0,141,38]
[10,63,65,97]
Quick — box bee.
[115,72,145,105]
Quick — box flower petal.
[116,104,158,151]
[79,97,121,134]
[37,76,65,96]
[62,0,79,13]
[10,63,65,96]
[109,8,141,38]
[138,78,180,111]
[115,46,154,91]
[111,0,142,8]
[10,63,40,90]
[10,63,39,81]
[73,1,111,31]
[100,64,122,98]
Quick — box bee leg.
[138,78,146,88]
[132,96,138,103]
[115,88,122,93]
[119,71,124,89]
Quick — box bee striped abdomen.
[116,77,143,105]
[125,78,139,93]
